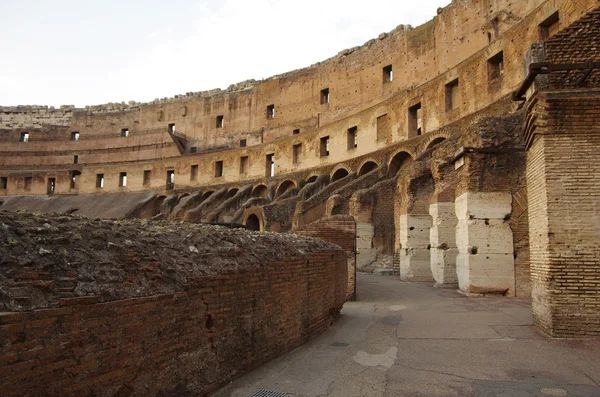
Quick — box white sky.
[0,0,450,107]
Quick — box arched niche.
[245,213,261,231]
[358,161,379,177]
[275,180,296,198]
[224,188,239,200]
[426,137,447,150]
[251,184,268,198]
[331,168,349,182]
[388,151,414,177]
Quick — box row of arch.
[249,137,449,204]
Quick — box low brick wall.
[0,214,347,396]
[295,215,356,301]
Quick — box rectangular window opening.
[266,104,275,119]
[240,139,247,147]
[293,129,300,135]
[121,128,129,137]
[445,79,459,112]
[189,146,197,153]
[215,161,223,178]
[143,170,151,186]
[71,132,80,141]
[166,170,175,190]
[383,65,393,83]
[73,155,79,164]
[266,154,275,177]
[408,102,422,138]
[293,144,302,165]
[48,178,56,194]
[240,156,248,174]
[70,171,81,190]
[96,174,104,189]
[488,51,504,82]
[0,177,7,190]
[216,115,224,128]
[347,126,358,150]
[320,136,330,157]
[20,132,29,142]
[119,172,127,187]
[168,123,176,134]
[24,177,32,191]
[320,88,330,105]
[190,165,198,181]
[539,11,559,40]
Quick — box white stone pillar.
[455,192,515,295]
[399,214,433,281]
[429,202,458,288]
[356,223,377,269]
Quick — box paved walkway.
[212,274,600,397]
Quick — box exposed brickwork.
[0,214,347,396]
[525,90,600,337]
[545,7,600,89]
[295,216,357,301]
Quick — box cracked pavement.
[211,274,600,397]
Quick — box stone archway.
[331,168,349,182]
[358,161,379,177]
[426,137,446,150]
[388,151,413,177]
[245,214,261,231]
[275,180,296,198]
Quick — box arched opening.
[177,193,190,204]
[245,214,261,231]
[358,161,378,177]
[331,168,349,182]
[306,175,318,184]
[388,151,413,177]
[426,137,447,150]
[224,188,239,200]
[252,184,268,198]
[200,191,213,201]
[276,180,296,198]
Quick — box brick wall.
[526,90,600,337]
[295,216,357,301]
[0,251,347,396]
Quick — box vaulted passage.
[388,152,413,177]
[245,214,261,231]
[331,168,349,182]
[358,161,378,177]
[276,180,296,198]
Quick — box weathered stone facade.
[1,0,599,343]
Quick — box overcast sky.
[0,0,450,107]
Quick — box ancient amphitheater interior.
[1,0,600,395]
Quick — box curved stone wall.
[1,0,596,197]
[0,212,347,396]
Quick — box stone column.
[455,192,515,295]
[429,202,458,288]
[399,214,433,281]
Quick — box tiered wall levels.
[1,0,596,197]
